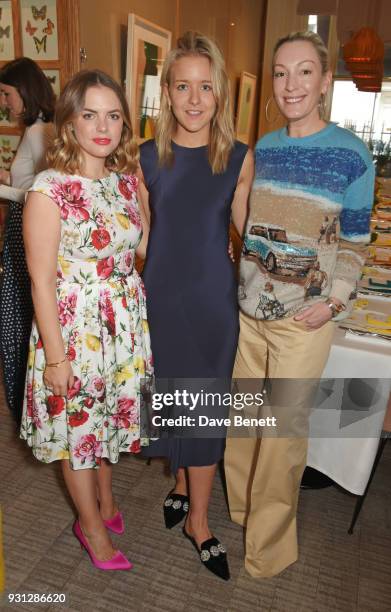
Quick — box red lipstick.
[93,138,111,145]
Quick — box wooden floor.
[0,394,390,612]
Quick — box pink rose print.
[118,175,137,200]
[67,376,82,399]
[74,433,103,464]
[125,202,141,231]
[95,211,106,227]
[99,289,116,336]
[118,250,133,275]
[58,291,78,326]
[26,383,34,418]
[111,397,138,429]
[97,256,114,279]
[51,179,91,221]
[86,376,105,399]
[27,385,48,429]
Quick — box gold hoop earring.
[265,96,279,124]
[318,93,326,119]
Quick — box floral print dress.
[20,170,153,470]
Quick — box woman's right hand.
[43,359,74,396]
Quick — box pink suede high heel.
[103,511,125,535]
[72,520,132,571]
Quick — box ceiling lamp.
[343,27,384,92]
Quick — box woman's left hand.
[294,302,333,330]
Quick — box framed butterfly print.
[21,0,58,60]
[43,68,60,96]
[0,134,20,167]
[0,0,80,172]
[0,104,17,127]
[0,1,15,60]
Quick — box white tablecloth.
[307,314,391,495]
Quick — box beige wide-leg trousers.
[225,311,334,578]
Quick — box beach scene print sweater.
[239,123,375,321]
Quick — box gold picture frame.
[235,71,257,145]
[125,13,171,142]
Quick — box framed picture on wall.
[125,13,171,141]
[20,0,59,61]
[235,72,257,144]
[0,0,16,61]
[43,68,61,97]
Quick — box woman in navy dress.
[138,32,253,579]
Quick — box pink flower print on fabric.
[74,433,103,464]
[118,250,134,275]
[51,179,91,221]
[86,376,106,400]
[67,376,82,400]
[99,289,116,336]
[58,291,78,326]
[27,384,48,429]
[118,175,138,200]
[97,256,114,279]
[111,397,139,429]
[125,202,141,231]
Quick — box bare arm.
[231,149,255,237]
[135,165,151,259]
[23,191,74,395]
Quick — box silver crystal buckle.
[200,542,226,562]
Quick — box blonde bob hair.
[156,31,234,174]
[47,69,138,174]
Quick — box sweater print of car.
[243,224,317,276]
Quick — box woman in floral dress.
[21,70,152,570]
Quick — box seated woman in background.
[21,69,152,571]
[0,57,55,425]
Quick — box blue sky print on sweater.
[255,146,368,203]
[340,207,372,239]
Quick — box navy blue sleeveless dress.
[140,139,248,472]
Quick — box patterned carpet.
[0,394,390,612]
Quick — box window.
[330,81,391,151]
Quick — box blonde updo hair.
[273,30,329,74]
[156,31,234,174]
[47,69,138,175]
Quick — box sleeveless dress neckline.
[171,141,208,151]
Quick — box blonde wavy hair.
[47,69,138,174]
[156,31,234,174]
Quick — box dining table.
[307,296,391,495]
